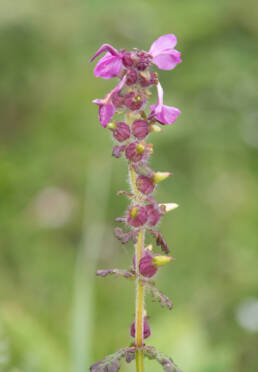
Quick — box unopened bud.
[153,171,171,183]
[160,203,179,212]
[107,122,117,130]
[130,206,138,218]
[145,244,153,252]
[147,143,154,154]
[150,124,162,133]
[137,143,145,153]
[153,255,174,267]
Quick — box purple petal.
[153,50,182,70]
[99,103,115,127]
[92,98,102,105]
[150,104,181,125]
[89,43,121,62]
[93,100,115,128]
[108,74,127,98]
[149,34,177,57]
[94,52,123,79]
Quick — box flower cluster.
[90,34,182,372]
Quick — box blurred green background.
[1,0,258,371]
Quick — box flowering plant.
[90,34,182,372]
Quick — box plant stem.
[135,229,145,372]
[129,165,145,372]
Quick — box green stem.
[129,165,145,372]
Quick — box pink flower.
[149,82,181,125]
[130,317,151,339]
[149,34,182,70]
[90,44,122,79]
[93,76,126,128]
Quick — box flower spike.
[90,34,183,372]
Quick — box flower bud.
[127,205,147,227]
[130,317,151,339]
[125,142,145,162]
[132,120,149,140]
[107,122,116,130]
[153,255,174,267]
[160,203,179,213]
[124,91,146,111]
[112,122,130,142]
[145,204,161,226]
[136,143,145,153]
[126,68,138,86]
[136,175,155,195]
[150,124,162,133]
[153,171,171,183]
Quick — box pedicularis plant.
[90,34,182,372]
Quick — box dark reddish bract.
[127,205,147,227]
[125,142,144,162]
[146,204,161,226]
[113,122,130,142]
[136,175,155,195]
[124,91,146,111]
[130,317,151,339]
[139,252,158,278]
[132,120,149,140]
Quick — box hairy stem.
[129,165,145,372]
[135,229,145,372]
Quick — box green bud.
[153,255,174,267]
[153,171,171,183]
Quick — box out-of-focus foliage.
[0,0,258,371]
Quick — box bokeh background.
[1,0,258,371]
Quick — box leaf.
[143,345,182,372]
[112,145,126,158]
[117,190,134,198]
[96,269,136,280]
[114,227,133,244]
[142,279,173,310]
[90,347,135,372]
[149,229,170,254]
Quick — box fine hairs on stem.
[90,35,183,372]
